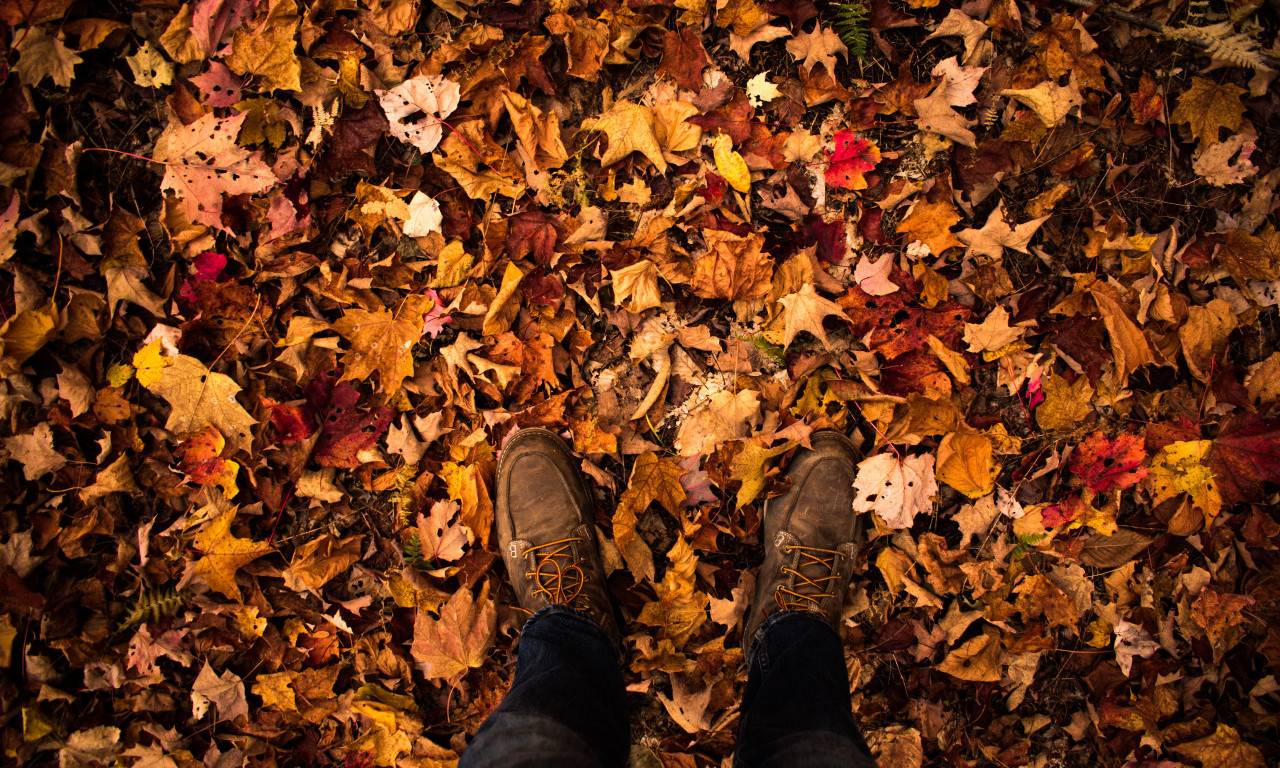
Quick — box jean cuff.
[747,610,837,668]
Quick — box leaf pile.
[2,1,1279,766]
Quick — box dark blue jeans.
[458,607,876,768]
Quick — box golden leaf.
[410,585,496,683]
[132,344,257,453]
[193,509,272,602]
[712,133,751,193]
[614,452,687,582]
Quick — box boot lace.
[775,545,843,611]
[525,538,587,607]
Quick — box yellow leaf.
[1170,77,1247,150]
[132,347,257,453]
[333,294,434,394]
[224,0,302,92]
[713,133,751,193]
[937,628,1004,682]
[0,302,58,370]
[482,262,524,336]
[730,440,795,509]
[410,585,496,683]
[936,431,997,498]
[776,284,846,351]
[610,259,663,314]
[614,452,687,582]
[636,537,708,645]
[1145,440,1223,522]
[584,100,668,172]
[193,509,272,602]
[252,671,298,712]
[1036,373,1094,432]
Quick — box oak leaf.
[411,586,496,683]
[193,508,271,602]
[614,451,687,582]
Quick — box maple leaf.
[614,451,687,582]
[777,283,847,351]
[410,586,496,684]
[223,0,301,92]
[192,661,248,722]
[636,537,708,646]
[439,460,494,547]
[193,508,272,602]
[913,91,976,148]
[333,295,434,394]
[675,389,761,457]
[1146,414,1280,506]
[14,27,81,88]
[152,112,279,232]
[1173,724,1266,768]
[1001,78,1084,127]
[1170,77,1247,150]
[1144,440,1223,525]
[936,431,998,499]
[584,100,668,172]
[785,24,846,74]
[729,439,796,509]
[416,500,471,564]
[375,74,461,154]
[926,8,990,62]
[691,230,774,301]
[658,27,709,91]
[1069,431,1148,492]
[3,422,66,481]
[895,198,965,256]
[956,201,1048,259]
[285,534,362,591]
[852,452,938,529]
[191,62,243,108]
[825,130,880,191]
[133,342,257,453]
[962,306,1023,355]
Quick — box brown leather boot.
[743,430,865,652]
[495,428,621,648]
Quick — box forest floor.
[2,0,1280,766]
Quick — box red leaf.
[658,27,709,92]
[1146,414,1280,505]
[824,130,881,190]
[1070,431,1148,492]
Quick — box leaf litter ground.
[2,1,1280,767]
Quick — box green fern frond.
[834,1,870,63]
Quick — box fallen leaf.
[1173,723,1266,768]
[937,629,1003,682]
[1170,77,1247,150]
[4,422,66,481]
[192,661,248,722]
[956,201,1048,259]
[376,74,461,154]
[584,100,668,172]
[777,283,847,350]
[852,452,938,529]
[410,586,495,683]
[133,343,257,453]
[691,230,773,301]
[614,451,687,582]
[193,508,272,602]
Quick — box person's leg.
[734,612,875,768]
[736,430,878,768]
[458,606,628,768]
[460,428,628,767]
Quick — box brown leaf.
[658,27,709,91]
[410,586,496,684]
[937,628,1004,682]
[285,534,363,592]
[691,230,774,301]
[614,452,687,582]
[1173,724,1266,768]
[1170,77,1247,150]
[192,661,248,722]
[1074,528,1152,569]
